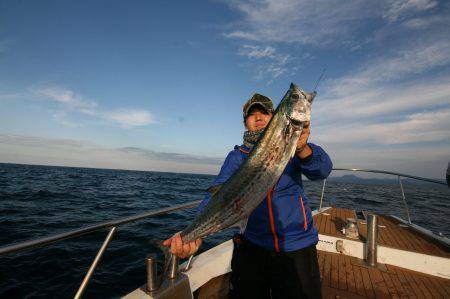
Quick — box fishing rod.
[313,68,326,92]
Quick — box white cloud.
[383,0,437,22]
[239,45,276,59]
[238,45,291,79]
[316,109,450,145]
[223,31,258,40]
[315,77,450,121]
[31,86,153,128]
[224,0,380,45]
[52,112,83,128]
[402,14,448,29]
[323,144,449,178]
[33,86,98,114]
[325,40,450,98]
[352,41,450,84]
[222,0,447,83]
[302,34,450,179]
[0,134,222,174]
[103,109,153,128]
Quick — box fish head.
[284,82,315,127]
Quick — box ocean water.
[0,163,449,298]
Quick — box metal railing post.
[183,255,195,272]
[146,254,158,292]
[168,256,179,279]
[319,179,326,210]
[398,176,412,224]
[366,214,378,266]
[74,226,117,299]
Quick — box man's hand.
[162,232,202,259]
[296,121,312,159]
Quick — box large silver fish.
[180,83,315,242]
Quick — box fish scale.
[180,83,316,242]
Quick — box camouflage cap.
[242,93,274,119]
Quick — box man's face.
[245,106,273,132]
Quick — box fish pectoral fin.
[206,184,223,196]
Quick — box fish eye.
[291,93,299,100]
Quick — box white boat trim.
[182,239,233,292]
[316,233,450,279]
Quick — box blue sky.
[1,0,449,178]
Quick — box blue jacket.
[198,143,332,252]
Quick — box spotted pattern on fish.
[180,83,315,242]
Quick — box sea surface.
[1,163,449,298]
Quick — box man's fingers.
[170,233,181,255]
[170,236,176,254]
[167,234,202,258]
[182,243,190,257]
[162,238,172,246]
[188,241,197,255]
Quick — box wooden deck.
[319,250,450,298]
[313,207,450,258]
[314,207,450,298]
[196,207,450,298]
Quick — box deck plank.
[389,266,417,298]
[330,252,339,289]
[344,255,357,295]
[387,270,409,298]
[316,248,449,299]
[367,267,390,298]
[359,267,375,298]
[380,271,399,298]
[422,275,447,298]
[323,250,332,288]
[399,268,427,298]
[315,207,450,258]
[352,264,367,297]
[337,254,347,291]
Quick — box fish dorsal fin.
[206,184,222,196]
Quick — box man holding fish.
[164,85,332,298]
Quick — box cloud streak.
[0,134,223,174]
[238,44,291,79]
[31,86,153,128]
[223,0,449,82]
[316,108,450,145]
[224,0,441,45]
[383,0,437,22]
[327,40,450,92]
[224,0,379,45]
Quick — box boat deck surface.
[195,207,450,299]
[313,207,450,298]
[314,207,449,258]
[318,250,449,298]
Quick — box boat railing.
[0,200,202,298]
[0,168,447,298]
[319,168,447,224]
